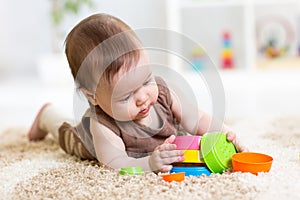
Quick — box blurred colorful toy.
[191,47,205,71]
[256,15,295,58]
[231,152,273,175]
[262,38,289,58]
[221,31,234,69]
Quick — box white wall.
[0,0,51,75]
[0,0,166,77]
[1,0,300,124]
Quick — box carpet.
[0,117,299,200]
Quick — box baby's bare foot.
[28,103,51,141]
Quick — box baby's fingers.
[160,149,184,159]
[161,155,184,166]
[226,131,236,142]
[232,137,249,152]
[158,143,177,151]
[160,165,173,172]
[163,135,176,144]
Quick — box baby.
[28,13,247,173]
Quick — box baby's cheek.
[151,85,159,104]
[111,103,134,121]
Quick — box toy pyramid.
[221,31,234,69]
[171,136,211,176]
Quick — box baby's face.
[95,53,158,122]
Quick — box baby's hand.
[226,131,249,152]
[149,135,184,173]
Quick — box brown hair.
[65,13,142,93]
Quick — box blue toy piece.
[170,166,211,176]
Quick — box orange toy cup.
[231,152,273,175]
[162,172,185,182]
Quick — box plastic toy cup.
[162,172,185,182]
[200,132,236,173]
[120,166,143,175]
[173,136,201,150]
[182,150,204,163]
[172,162,206,167]
[171,166,211,176]
[231,152,273,175]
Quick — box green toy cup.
[201,132,236,173]
[120,166,143,175]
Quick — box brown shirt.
[74,77,181,159]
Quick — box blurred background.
[1,0,300,130]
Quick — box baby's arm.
[170,92,248,152]
[170,91,218,135]
[90,119,184,172]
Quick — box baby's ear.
[80,87,97,105]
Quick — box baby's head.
[65,14,158,122]
[65,13,141,91]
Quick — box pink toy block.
[173,136,201,150]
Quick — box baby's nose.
[135,89,148,106]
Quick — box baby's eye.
[143,78,153,86]
[121,94,131,102]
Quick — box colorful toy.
[164,134,273,180]
[120,166,143,175]
[171,166,211,176]
[190,47,205,71]
[172,136,204,163]
[221,31,234,69]
[173,136,201,150]
[256,15,295,58]
[182,150,204,163]
[170,136,211,177]
[231,152,273,175]
[162,172,185,182]
[171,162,206,167]
[262,38,289,58]
[200,132,237,173]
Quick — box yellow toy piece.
[183,150,204,163]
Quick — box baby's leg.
[28,103,75,142]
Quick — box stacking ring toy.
[171,166,211,176]
[162,172,185,182]
[173,136,201,150]
[120,166,143,175]
[201,132,236,173]
[182,150,204,163]
[172,162,206,167]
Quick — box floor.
[1,68,300,131]
[220,69,300,118]
[0,74,74,131]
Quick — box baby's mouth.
[139,106,150,115]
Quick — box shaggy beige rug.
[0,117,299,200]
